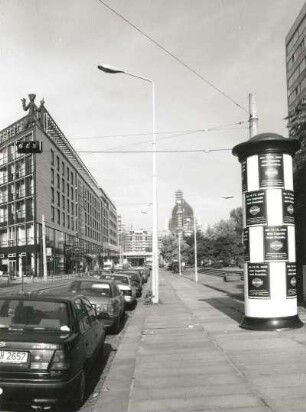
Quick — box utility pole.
[249,93,258,139]
[178,233,182,275]
[194,217,198,282]
[42,215,47,280]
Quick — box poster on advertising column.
[245,191,266,226]
[248,263,270,299]
[243,228,250,262]
[264,226,288,260]
[259,153,284,188]
[286,263,297,298]
[282,190,295,224]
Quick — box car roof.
[71,277,117,285]
[0,293,84,303]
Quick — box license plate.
[0,350,28,364]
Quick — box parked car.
[0,293,106,411]
[68,278,125,334]
[100,273,137,308]
[119,270,143,297]
[103,260,114,272]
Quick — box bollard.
[233,133,304,330]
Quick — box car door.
[111,283,122,315]
[80,297,104,355]
[74,298,95,361]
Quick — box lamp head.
[97,64,125,74]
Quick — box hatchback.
[0,294,105,411]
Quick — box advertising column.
[233,133,303,330]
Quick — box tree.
[160,234,189,263]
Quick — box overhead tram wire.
[97,0,249,114]
[76,148,231,154]
[68,120,248,140]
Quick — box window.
[51,188,54,203]
[51,206,54,222]
[74,298,91,333]
[71,172,74,185]
[57,192,60,207]
[57,174,60,189]
[62,178,65,193]
[62,212,65,227]
[56,156,60,171]
[51,149,54,165]
[57,209,60,225]
[51,169,54,185]
[62,161,65,175]
[67,167,70,181]
[62,195,65,210]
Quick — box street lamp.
[97,64,159,304]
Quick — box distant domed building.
[168,190,194,236]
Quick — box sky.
[0,0,305,232]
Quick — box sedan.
[0,293,105,411]
[100,273,137,309]
[68,278,125,334]
[119,271,143,297]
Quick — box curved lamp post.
[97,64,159,304]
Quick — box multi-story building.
[168,190,194,237]
[286,2,306,114]
[286,2,306,303]
[0,95,118,278]
[125,230,152,254]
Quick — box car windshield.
[0,298,70,332]
[73,281,112,297]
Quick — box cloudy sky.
[0,0,305,231]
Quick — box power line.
[77,148,231,154]
[97,0,249,114]
[108,130,198,150]
[68,121,248,140]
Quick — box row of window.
[288,56,306,88]
[51,206,75,231]
[51,149,75,185]
[288,76,306,105]
[0,223,34,247]
[287,13,306,55]
[51,169,76,200]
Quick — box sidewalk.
[94,270,306,412]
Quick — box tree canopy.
[160,207,243,267]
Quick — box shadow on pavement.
[199,296,244,323]
[203,282,244,301]
[85,342,113,401]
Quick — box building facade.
[0,95,118,278]
[168,190,194,237]
[286,2,306,302]
[286,2,306,114]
